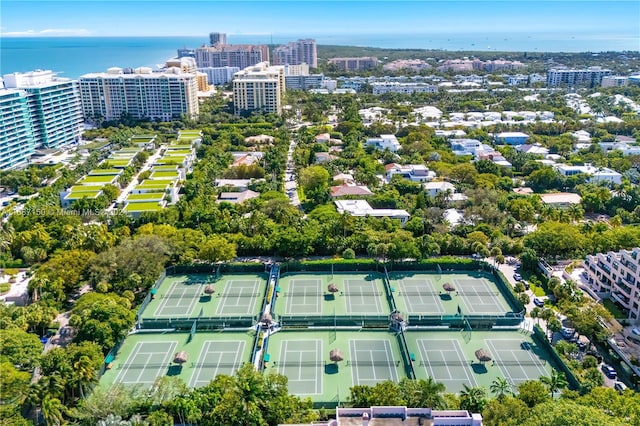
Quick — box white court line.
[154,280,202,317]
[117,341,177,385]
[383,339,398,382]
[153,280,180,317]
[315,339,322,394]
[401,280,444,314]
[345,280,382,314]
[285,279,322,315]
[418,339,475,386]
[190,340,246,387]
[349,339,360,385]
[216,280,259,315]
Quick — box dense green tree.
[517,380,551,407]
[482,396,530,426]
[0,328,42,369]
[69,293,135,352]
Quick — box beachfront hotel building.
[547,66,612,87]
[272,39,317,68]
[0,89,37,169]
[232,62,285,115]
[584,248,640,322]
[3,70,83,149]
[1,70,83,169]
[78,64,199,121]
[195,44,269,69]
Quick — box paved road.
[284,134,300,207]
[108,145,165,211]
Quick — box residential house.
[554,163,622,184]
[334,199,410,226]
[539,192,582,208]
[385,163,436,183]
[330,184,373,198]
[217,190,260,204]
[495,131,530,145]
[366,135,401,152]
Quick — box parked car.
[601,364,617,379]
[632,328,640,336]
[561,327,575,339]
[522,280,530,290]
[614,381,627,392]
[533,297,545,307]
[513,273,523,281]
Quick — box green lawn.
[89,168,122,176]
[123,202,164,212]
[126,193,165,202]
[77,175,117,184]
[530,283,547,297]
[602,298,626,319]
[150,171,180,179]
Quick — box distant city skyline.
[1,1,639,38]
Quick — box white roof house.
[539,192,582,208]
[554,164,622,184]
[572,130,592,143]
[366,135,401,152]
[334,200,410,226]
[385,163,436,183]
[516,144,549,155]
[599,142,640,156]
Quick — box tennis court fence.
[418,359,546,367]
[138,315,258,330]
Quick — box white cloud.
[0,28,90,37]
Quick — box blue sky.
[1,1,639,37]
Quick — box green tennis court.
[139,273,267,321]
[348,339,400,386]
[265,329,405,403]
[215,279,263,316]
[275,339,324,394]
[113,341,179,386]
[274,273,390,317]
[101,331,254,390]
[405,330,555,393]
[189,340,246,388]
[389,272,511,316]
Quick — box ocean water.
[1,32,638,79]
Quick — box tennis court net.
[160,292,203,299]
[398,290,498,296]
[190,362,242,368]
[273,361,327,367]
[346,360,401,367]
[283,291,383,297]
[218,292,260,298]
[418,359,546,367]
[119,363,172,369]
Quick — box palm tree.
[490,377,514,401]
[540,370,568,397]
[42,396,65,426]
[459,384,487,412]
[73,356,97,399]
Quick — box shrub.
[342,248,355,259]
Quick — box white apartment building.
[371,82,438,95]
[3,70,83,151]
[601,76,628,88]
[232,62,285,115]
[195,44,269,69]
[272,39,317,68]
[584,248,640,322]
[0,89,36,170]
[198,66,240,85]
[547,67,612,87]
[554,163,622,184]
[79,66,199,121]
[365,134,401,152]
